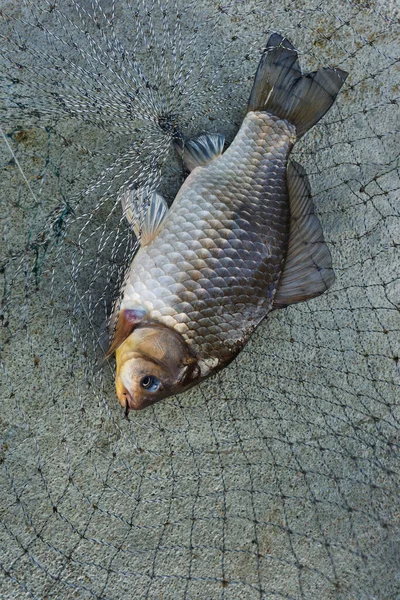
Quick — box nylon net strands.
[0,0,399,598]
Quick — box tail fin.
[248,33,348,138]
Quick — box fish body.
[108,34,348,411]
[120,113,295,373]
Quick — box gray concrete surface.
[0,1,399,598]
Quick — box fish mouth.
[118,386,140,414]
[124,397,130,419]
[118,387,134,417]
[119,385,164,413]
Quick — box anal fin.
[273,161,335,309]
[180,133,225,171]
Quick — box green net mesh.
[0,1,399,598]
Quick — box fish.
[106,33,348,412]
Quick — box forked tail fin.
[248,33,348,138]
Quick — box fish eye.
[140,375,160,392]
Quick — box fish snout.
[117,381,159,412]
[117,385,146,412]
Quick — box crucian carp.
[106,33,348,413]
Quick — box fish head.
[115,324,200,411]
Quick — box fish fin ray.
[248,33,348,138]
[182,133,225,171]
[121,188,168,245]
[120,188,136,227]
[140,191,169,246]
[273,161,335,309]
[105,308,146,357]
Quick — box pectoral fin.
[121,189,169,246]
[273,161,335,309]
[105,307,147,357]
[180,133,225,171]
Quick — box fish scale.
[121,112,295,371]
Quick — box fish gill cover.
[0,0,399,598]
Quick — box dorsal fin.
[273,161,335,309]
[181,133,225,171]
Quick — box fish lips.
[121,386,165,412]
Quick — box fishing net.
[0,0,399,598]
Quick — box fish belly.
[122,112,296,370]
